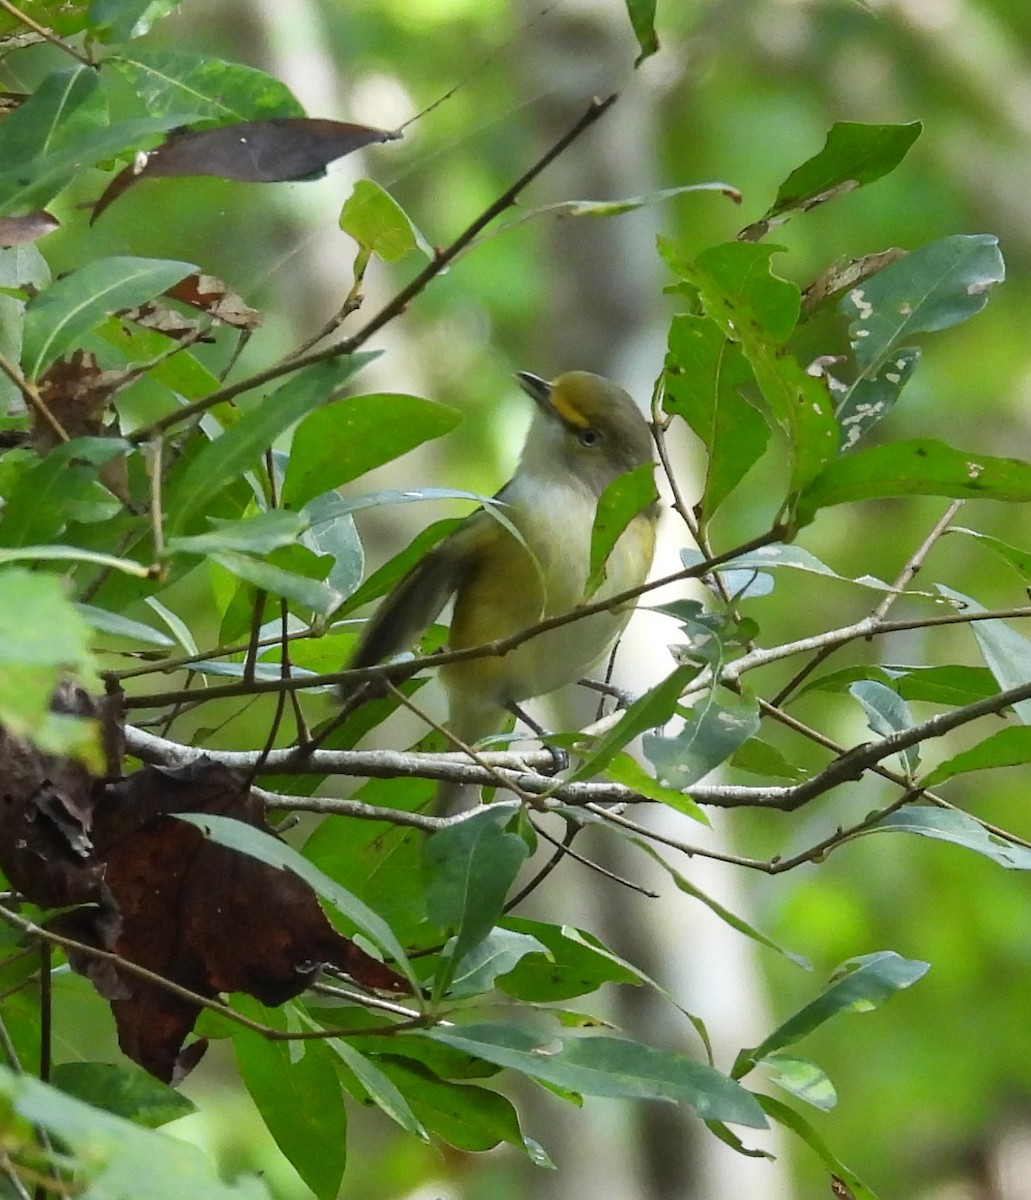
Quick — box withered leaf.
[95,761,408,1082]
[0,210,59,247]
[167,273,261,330]
[35,350,132,502]
[92,118,400,222]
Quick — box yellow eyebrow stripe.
[549,388,590,428]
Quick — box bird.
[341,369,658,806]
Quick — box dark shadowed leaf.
[92,118,399,221]
[497,918,644,1002]
[840,234,1005,373]
[50,1061,195,1127]
[424,805,529,997]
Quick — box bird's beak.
[515,371,554,417]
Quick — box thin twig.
[0,352,68,443]
[0,0,92,64]
[126,94,619,447]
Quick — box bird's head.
[515,370,654,494]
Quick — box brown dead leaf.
[95,761,408,1082]
[0,211,59,247]
[92,117,399,223]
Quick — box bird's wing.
[347,514,492,671]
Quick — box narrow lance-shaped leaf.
[735,951,928,1077]
[937,584,1031,724]
[759,1094,880,1200]
[849,679,918,775]
[166,354,377,534]
[857,805,1031,870]
[422,1023,767,1128]
[625,0,659,65]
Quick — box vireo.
[343,370,658,791]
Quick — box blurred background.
[12,0,1031,1196]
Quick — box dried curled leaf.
[92,117,400,222]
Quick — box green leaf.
[88,0,186,41]
[325,1036,428,1140]
[840,234,1004,373]
[302,490,365,599]
[858,804,1031,869]
[424,805,529,997]
[448,929,549,999]
[849,679,918,774]
[728,737,806,781]
[167,356,375,534]
[951,526,1031,581]
[339,179,427,262]
[663,239,837,495]
[768,122,922,220]
[232,1001,346,1200]
[604,750,709,821]
[0,568,97,755]
[644,687,760,788]
[663,314,768,522]
[177,813,419,990]
[836,345,920,448]
[937,585,1031,724]
[422,1024,767,1128]
[625,0,659,65]
[22,256,196,378]
[919,729,1031,791]
[0,68,190,215]
[373,1058,526,1153]
[569,663,698,783]
[891,664,998,707]
[75,603,174,646]
[110,48,304,120]
[736,951,928,1075]
[166,509,309,556]
[585,463,658,597]
[0,1065,272,1198]
[759,1094,880,1199]
[693,542,892,593]
[280,392,461,511]
[50,1062,195,1128]
[798,439,1031,522]
[497,919,645,1002]
[759,1054,836,1112]
[210,549,342,617]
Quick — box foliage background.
[8,1,1031,1198]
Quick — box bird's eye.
[577,427,601,448]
